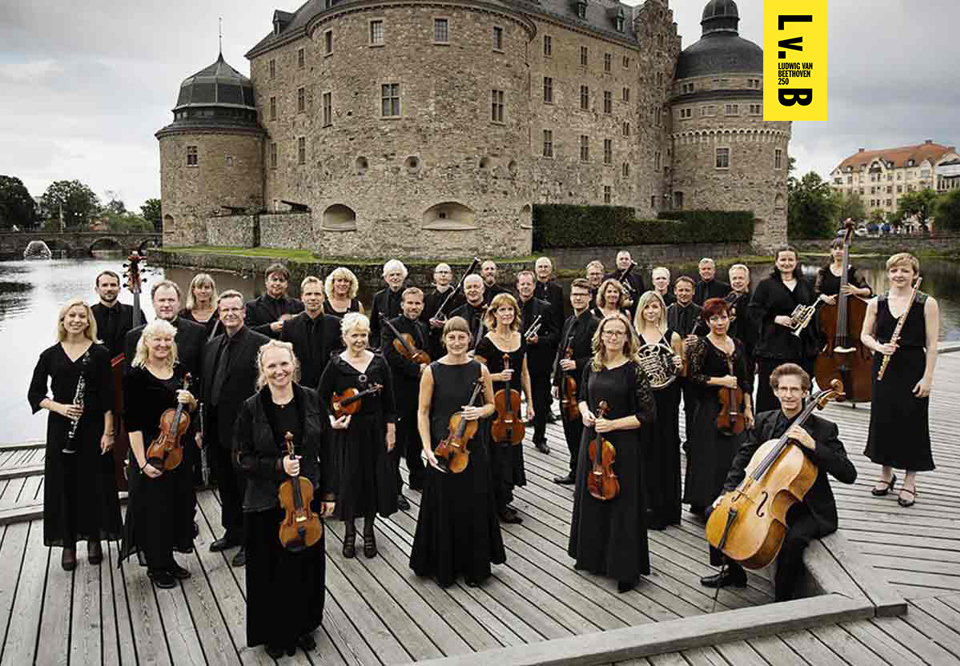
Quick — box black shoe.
[688,505,706,518]
[343,525,357,558]
[534,441,550,454]
[872,474,898,496]
[465,577,480,588]
[700,568,747,589]
[499,508,523,524]
[87,541,103,565]
[169,564,192,580]
[265,644,284,659]
[149,570,176,589]
[210,534,241,552]
[617,580,636,593]
[363,530,378,558]
[397,494,411,511]
[298,632,317,651]
[553,472,576,485]
[409,478,424,492]
[231,547,246,567]
[193,521,200,538]
[62,547,77,572]
[545,412,558,423]
[286,645,297,656]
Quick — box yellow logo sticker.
[763,0,828,121]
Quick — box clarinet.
[63,353,89,453]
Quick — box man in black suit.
[280,276,342,389]
[91,270,145,359]
[701,363,857,601]
[693,257,731,306]
[450,274,487,348]
[585,261,605,304]
[651,266,676,307]
[551,278,600,484]
[244,262,304,339]
[369,259,408,350]
[381,287,430,508]
[534,257,565,422]
[124,280,206,380]
[422,263,464,359]
[480,260,507,304]
[604,250,645,315]
[201,290,271,566]
[517,271,556,454]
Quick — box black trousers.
[560,411,584,472]
[395,409,425,492]
[530,374,551,445]
[209,414,245,539]
[679,378,698,450]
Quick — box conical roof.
[174,53,256,111]
[676,0,761,79]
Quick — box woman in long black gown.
[815,238,873,304]
[569,313,657,593]
[119,319,197,588]
[861,253,939,507]
[683,299,755,519]
[234,340,336,658]
[633,291,684,529]
[317,313,396,558]
[28,298,121,571]
[410,316,503,587]
[474,292,534,524]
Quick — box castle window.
[603,91,612,114]
[725,103,739,115]
[322,92,332,126]
[622,87,630,103]
[269,96,277,120]
[622,162,629,177]
[269,59,276,78]
[603,186,612,203]
[657,72,663,87]
[543,129,553,158]
[434,18,449,43]
[655,107,661,126]
[775,148,783,170]
[381,83,400,117]
[674,192,684,209]
[580,135,589,162]
[580,85,589,111]
[716,147,730,169]
[186,146,198,167]
[270,142,278,169]
[324,30,333,55]
[297,48,305,68]
[543,35,552,57]
[576,1,586,19]
[615,16,624,32]
[623,56,630,69]
[543,77,553,103]
[491,89,504,123]
[370,20,385,45]
[226,155,233,167]
[749,103,761,115]
[493,26,503,51]
[580,46,588,67]
[654,151,661,170]
[651,195,657,209]
[297,87,306,113]
[298,137,306,165]
[658,34,664,48]
[708,105,716,116]
[603,139,612,165]
[604,53,612,73]
[622,121,630,137]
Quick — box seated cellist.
[701,363,857,601]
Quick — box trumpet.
[524,315,543,341]
[788,304,817,337]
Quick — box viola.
[491,353,524,445]
[380,313,431,365]
[706,380,845,569]
[146,373,192,472]
[435,379,484,473]
[330,383,383,419]
[716,355,746,436]
[587,401,619,501]
[278,432,323,552]
[560,347,580,421]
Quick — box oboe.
[64,354,89,453]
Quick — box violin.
[560,347,580,421]
[146,373,192,472]
[706,380,844,569]
[491,353,524,445]
[435,379,484,473]
[277,432,323,552]
[380,313,431,365]
[716,355,746,436]
[330,383,383,419]
[587,401,619,501]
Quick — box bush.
[532,205,754,249]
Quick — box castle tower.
[669,0,789,248]
[156,53,266,246]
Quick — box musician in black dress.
[29,299,121,571]
[410,317,503,587]
[245,263,305,339]
[651,267,675,307]
[475,293,534,524]
[317,313,397,558]
[382,287,430,506]
[816,237,873,304]
[633,291,684,529]
[234,340,336,658]
[450,274,487,346]
[702,364,857,600]
[120,319,197,588]
[323,266,364,319]
[569,313,657,593]
[91,270,145,358]
[552,279,600,484]
[180,273,221,339]
[693,258,731,306]
[749,246,818,413]
[666,276,702,451]
[423,263,464,359]
[280,276,342,389]
[369,259,408,349]
[517,270,557,454]
[591,278,630,321]
[861,253,939,507]
[684,298,754,517]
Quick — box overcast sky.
[1,0,957,210]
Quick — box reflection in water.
[1,256,959,445]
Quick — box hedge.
[532,205,755,249]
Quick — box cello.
[434,379,484,473]
[491,353,524,445]
[113,251,145,488]
[715,356,746,436]
[277,432,323,552]
[145,373,192,472]
[587,401,619,501]
[814,220,872,403]
[705,379,845,569]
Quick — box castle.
[157,0,789,259]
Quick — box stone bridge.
[0,231,162,260]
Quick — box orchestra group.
[28,237,941,658]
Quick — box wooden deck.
[0,351,957,665]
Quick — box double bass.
[434,379,484,473]
[145,374,192,472]
[587,402,619,501]
[491,353,524,445]
[113,251,145,488]
[278,432,323,551]
[706,380,845,569]
[814,220,872,403]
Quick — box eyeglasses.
[602,330,627,338]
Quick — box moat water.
[2,255,959,444]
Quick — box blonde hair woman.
[29,298,121,571]
[317,313,397,558]
[323,267,364,318]
[181,273,220,338]
[570,312,657,593]
[592,278,629,321]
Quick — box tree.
[935,189,960,232]
[102,210,154,233]
[0,175,38,229]
[897,188,939,232]
[38,180,101,229]
[868,208,885,227]
[836,191,867,224]
[787,171,837,239]
[103,190,127,215]
[141,198,162,232]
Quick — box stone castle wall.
[206,214,257,247]
[260,212,313,249]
